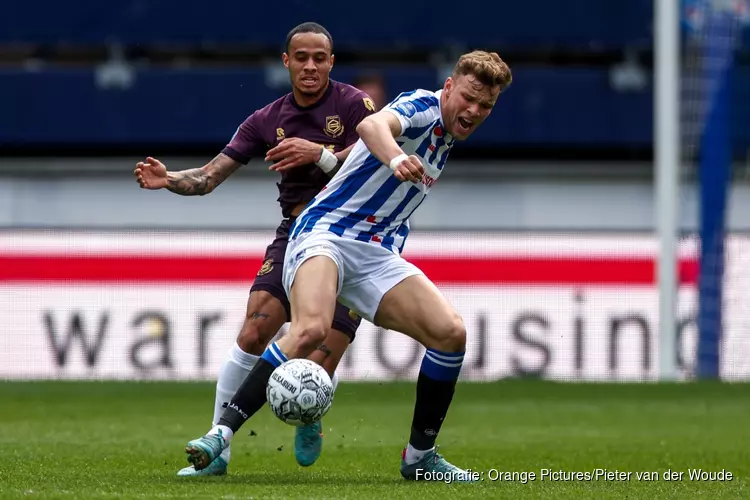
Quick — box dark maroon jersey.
[222,80,376,218]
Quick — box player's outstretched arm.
[355,112,403,163]
[134,154,242,196]
[356,112,423,183]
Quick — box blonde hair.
[452,50,512,91]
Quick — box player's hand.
[266,138,325,172]
[392,155,424,183]
[134,157,168,190]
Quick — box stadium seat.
[4,62,749,150]
[0,0,654,50]
[1,65,653,147]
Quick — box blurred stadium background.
[4,2,750,498]
[2,0,749,383]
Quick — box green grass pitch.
[1,380,748,499]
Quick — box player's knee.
[236,322,272,355]
[434,313,466,352]
[291,321,328,352]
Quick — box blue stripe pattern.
[389,90,416,104]
[402,122,432,140]
[382,192,427,251]
[290,90,450,255]
[291,154,382,239]
[380,221,408,252]
[414,121,440,158]
[436,146,451,171]
[396,223,410,253]
[397,191,427,229]
[260,342,288,368]
[289,198,315,236]
[389,94,439,119]
[412,96,439,112]
[420,348,465,381]
[357,185,421,242]
[328,175,402,236]
[428,134,447,164]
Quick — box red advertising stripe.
[413,257,698,285]
[0,255,698,285]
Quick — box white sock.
[404,443,435,465]
[207,425,234,446]
[331,371,340,393]
[212,342,259,463]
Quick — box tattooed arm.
[134,153,242,196]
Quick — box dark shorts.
[250,217,362,341]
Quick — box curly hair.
[452,51,512,91]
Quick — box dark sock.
[409,348,464,450]
[218,341,288,432]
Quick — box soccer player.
[184,50,512,480]
[133,22,376,475]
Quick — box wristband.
[388,154,408,171]
[315,147,339,173]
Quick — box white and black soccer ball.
[266,359,334,427]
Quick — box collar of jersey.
[289,80,335,111]
[433,89,454,144]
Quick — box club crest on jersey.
[276,128,285,140]
[324,116,344,138]
[257,259,274,276]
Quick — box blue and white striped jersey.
[290,88,454,254]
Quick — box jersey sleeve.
[343,91,377,146]
[221,110,268,165]
[383,90,440,136]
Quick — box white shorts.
[283,230,424,323]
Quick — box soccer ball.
[266,359,334,426]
